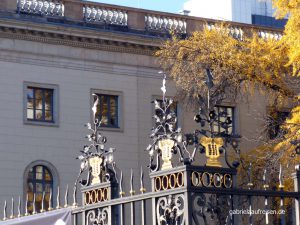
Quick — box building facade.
[0,0,286,216]
[183,0,287,28]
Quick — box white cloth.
[0,208,72,225]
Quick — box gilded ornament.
[200,137,224,167]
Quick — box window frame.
[23,161,59,212]
[91,89,123,132]
[213,105,236,137]
[23,82,59,127]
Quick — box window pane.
[45,110,52,121]
[35,89,43,100]
[26,165,53,213]
[95,94,119,127]
[28,182,34,192]
[28,168,33,180]
[214,106,234,136]
[110,97,117,126]
[45,169,52,181]
[45,90,52,110]
[27,109,34,119]
[26,86,56,123]
[35,110,43,120]
[101,96,108,125]
[27,88,34,99]
[35,98,43,110]
[45,183,52,193]
[36,166,43,180]
[27,98,33,109]
[36,183,43,194]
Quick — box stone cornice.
[0,16,162,55]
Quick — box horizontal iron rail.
[72,187,186,214]
[190,186,300,198]
[72,186,300,214]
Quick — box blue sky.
[92,0,187,14]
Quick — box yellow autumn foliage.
[157,24,293,104]
[273,0,300,76]
[157,16,300,188]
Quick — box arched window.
[26,165,53,213]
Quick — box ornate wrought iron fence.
[1,74,300,225]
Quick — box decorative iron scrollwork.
[84,188,109,205]
[86,207,109,225]
[75,94,117,188]
[147,73,199,172]
[156,194,185,225]
[191,193,231,225]
[191,171,233,188]
[154,172,184,192]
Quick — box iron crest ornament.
[75,94,117,187]
[146,73,198,172]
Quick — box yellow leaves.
[273,0,300,76]
[157,23,294,102]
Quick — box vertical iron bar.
[73,213,77,225]
[32,193,36,215]
[17,196,21,218]
[130,202,135,225]
[141,200,145,225]
[10,197,14,219]
[56,186,60,209]
[120,204,124,225]
[140,167,145,225]
[280,197,286,225]
[3,200,7,221]
[130,169,135,225]
[248,196,252,225]
[230,194,234,225]
[292,165,300,225]
[247,163,253,225]
[263,169,269,225]
[64,184,69,208]
[24,194,29,216]
[278,164,286,225]
[264,197,269,225]
[41,192,45,213]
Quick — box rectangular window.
[213,106,235,136]
[95,94,119,128]
[24,82,59,126]
[26,87,54,122]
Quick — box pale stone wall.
[0,37,164,207]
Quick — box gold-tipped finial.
[278,164,285,189]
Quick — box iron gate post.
[292,165,300,225]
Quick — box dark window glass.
[26,165,53,213]
[251,14,287,29]
[95,94,119,128]
[27,87,54,122]
[213,106,235,136]
[268,111,290,140]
